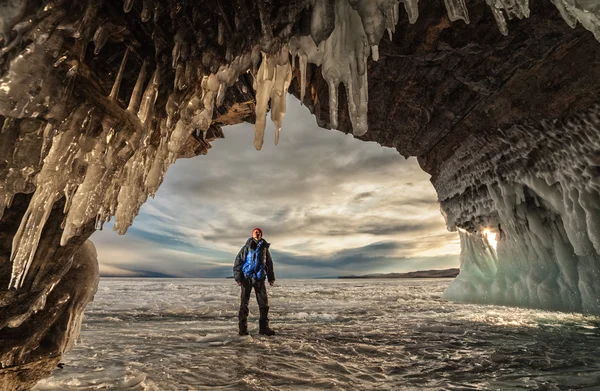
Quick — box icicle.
[551,0,600,41]
[145,122,169,197]
[320,0,370,135]
[39,124,55,166]
[216,83,226,107]
[184,61,193,89]
[165,93,178,129]
[551,0,577,29]
[141,0,152,22]
[371,45,379,61]
[253,53,276,150]
[271,46,292,145]
[137,68,159,125]
[61,117,118,245]
[353,0,390,48]
[174,62,184,91]
[10,105,93,289]
[384,1,398,41]
[198,73,220,130]
[109,48,129,101]
[177,62,188,90]
[113,148,150,234]
[328,79,339,129]
[172,28,185,69]
[289,35,324,106]
[65,1,99,40]
[486,0,509,36]
[299,54,307,105]
[485,0,531,36]
[444,0,470,24]
[92,26,109,55]
[400,0,419,24]
[127,60,148,113]
[123,0,134,13]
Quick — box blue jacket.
[233,238,275,283]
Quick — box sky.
[92,97,460,278]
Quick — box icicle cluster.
[0,2,256,288]
[551,0,600,41]
[437,105,600,313]
[253,47,292,150]
[4,49,257,289]
[485,0,531,36]
[289,0,415,137]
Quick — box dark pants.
[238,278,269,330]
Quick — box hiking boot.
[239,321,248,336]
[259,327,275,336]
[239,319,248,335]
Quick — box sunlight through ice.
[483,229,497,250]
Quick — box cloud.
[93,96,460,278]
[272,242,459,278]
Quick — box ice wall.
[439,105,600,313]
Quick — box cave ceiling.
[3,0,597,175]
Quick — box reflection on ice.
[33,278,600,390]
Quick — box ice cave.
[0,0,599,389]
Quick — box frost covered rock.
[0,240,99,391]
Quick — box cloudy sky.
[92,97,460,278]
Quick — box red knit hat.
[252,227,263,235]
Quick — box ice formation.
[444,0,470,24]
[440,105,600,313]
[0,0,598,304]
[1,240,98,371]
[253,48,292,150]
[290,0,412,136]
[485,0,531,36]
[551,0,600,40]
[0,0,599,386]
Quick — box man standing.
[233,228,276,336]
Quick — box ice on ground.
[33,278,600,391]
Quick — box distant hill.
[338,268,459,279]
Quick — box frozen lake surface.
[34,278,600,390]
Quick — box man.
[233,228,276,336]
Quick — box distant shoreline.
[338,268,460,279]
[99,268,460,279]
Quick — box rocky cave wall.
[288,0,600,312]
[0,0,599,387]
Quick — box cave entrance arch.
[92,97,461,280]
[1,0,600,388]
